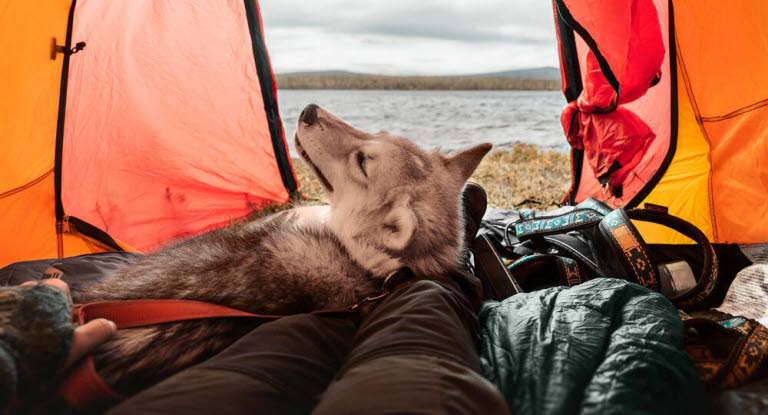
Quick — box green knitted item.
[0,284,73,407]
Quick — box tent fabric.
[555,0,671,207]
[556,0,665,103]
[555,0,768,244]
[641,0,768,244]
[62,0,293,251]
[0,0,297,266]
[0,0,93,265]
[0,1,70,193]
[636,69,714,243]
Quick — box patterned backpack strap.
[576,197,613,215]
[683,312,768,390]
[594,206,718,309]
[596,208,660,291]
[506,197,612,241]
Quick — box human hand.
[21,279,116,369]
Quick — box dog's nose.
[300,104,319,125]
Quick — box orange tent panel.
[1,0,296,265]
[660,0,768,243]
[0,1,69,266]
[0,174,59,264]
[0,0,70,192]
[556,0,768,244]
[706,107,768,243]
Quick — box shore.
[276,74,560,91]
[291,144,570,210]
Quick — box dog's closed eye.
[383,223,399,233]
[357,151,367,177]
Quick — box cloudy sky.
[259,0,559,76]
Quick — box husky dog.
[76,104,492,395]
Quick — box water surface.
[277,89,568,155]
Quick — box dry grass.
[291,157,329,204]
[470,144,571,210]
[290,144,570,211]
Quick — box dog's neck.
[284,204,464,279]
[330,219,404,278]
[281,205,403,277]
[329,207,465,279]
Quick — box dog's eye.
[357,151,367,177]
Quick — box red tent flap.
[557,0,665,198]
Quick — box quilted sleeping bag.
[479,278,704,414]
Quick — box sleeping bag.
[479,278,704,414]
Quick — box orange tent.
[553,0,768,244]
[0,1,297,267]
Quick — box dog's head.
[295,104,491,277]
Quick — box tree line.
[276,74,561,90]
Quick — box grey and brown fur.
[75,104,492,396]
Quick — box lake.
[277,89,568,156]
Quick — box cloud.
[259,0,558,74]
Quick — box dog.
[75,104,492,396]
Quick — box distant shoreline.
[276,74,561,91]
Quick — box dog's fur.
[75,104,491,395]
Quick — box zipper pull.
[51,37,86,60]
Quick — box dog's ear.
[444,143,492,183]
[379,196,418,251]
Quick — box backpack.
[471,197,716,310]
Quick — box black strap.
[505,254,584,292]
[625,208,717,309]
[471,235,523,300]
[542,234,606,278]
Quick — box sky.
[259,0,559,76]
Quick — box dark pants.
[105,280,509,415]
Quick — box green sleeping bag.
[479,278,704,414]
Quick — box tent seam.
[0,168,54,200]
[701,98,768,123]
[675,33,719,243]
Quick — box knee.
[312,355,510,415]
[407,279,451,294]
[391,279,457,302]
[392,278,473,314]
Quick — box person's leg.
[312,277,510,415]
[105,314,356,415]
[312,183,507,414]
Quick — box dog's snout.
[300,104,319,125]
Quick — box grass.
[290,144,571,210]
